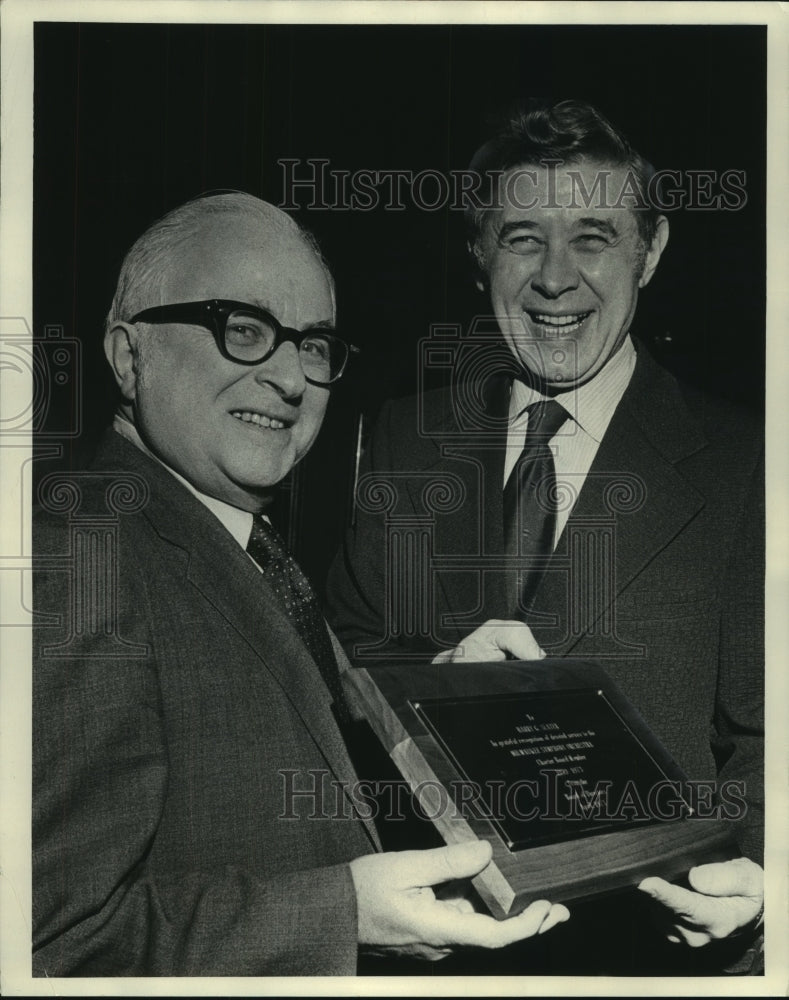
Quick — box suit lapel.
[183,540,379,847]
[94,433,379,847]
[392,353,710,656]
[413,375,511,639]
[529,348,708,652]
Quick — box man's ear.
[639,215,669,289]
[468,240,489,293]
[104,321,142,403]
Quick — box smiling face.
[111,211,334,510]
[481,159,668,389]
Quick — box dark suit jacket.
[327,343,764,973]
[33,431,379,977]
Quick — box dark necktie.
[247,513,351,726]
[503,398,568,610]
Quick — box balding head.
[103,192,337,511]
[106,192,334,332]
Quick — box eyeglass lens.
[224,309,338,382]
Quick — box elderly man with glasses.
[31,192,568,978]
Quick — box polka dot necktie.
[503,398,568,609]
[247,513,351,726]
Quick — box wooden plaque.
[343,658,737,919]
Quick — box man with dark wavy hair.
[465,98,661,254]
[328,100,764,974]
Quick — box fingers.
[638,867,764,946]
[431,648,456,664]
[352,845,570,954]
[672,927,716,948]
[464,900,553,947]
[639,858,764,918]
[538,903,571,935]
[425,898,569,949]
[638,878,718,946]
[398,840,493,888]
[687,857,763,899]
[484,620,546,661]
[638,876,700,920]
[441,895,477,916]
[435,620,546,663]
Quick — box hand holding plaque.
[350,840,569,959]
[431,619,547,664]
[639,857,764,947]
[343,658,737,920]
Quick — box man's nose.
[532,244,580,298]
[253,340,307,399]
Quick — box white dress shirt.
[113,414,255,551]
[504,336,636,548]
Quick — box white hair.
[105,191,334,333]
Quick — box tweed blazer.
[33,431,379,977]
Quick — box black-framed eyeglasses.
[129,299,358,386]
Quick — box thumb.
[638,876,698,918]
[402,840,493,888]
[688,858,763,898]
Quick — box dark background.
[33,22,766,589]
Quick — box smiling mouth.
[526,310,592,334]
[230,409,290,431]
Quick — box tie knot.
[247,512,290,569]
[526,399,567,440]
[246,511,352,726]
[250,511,275,537]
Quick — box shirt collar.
[509,335,636,443]
[112,414,254,549]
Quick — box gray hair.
[105,191,334,334]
